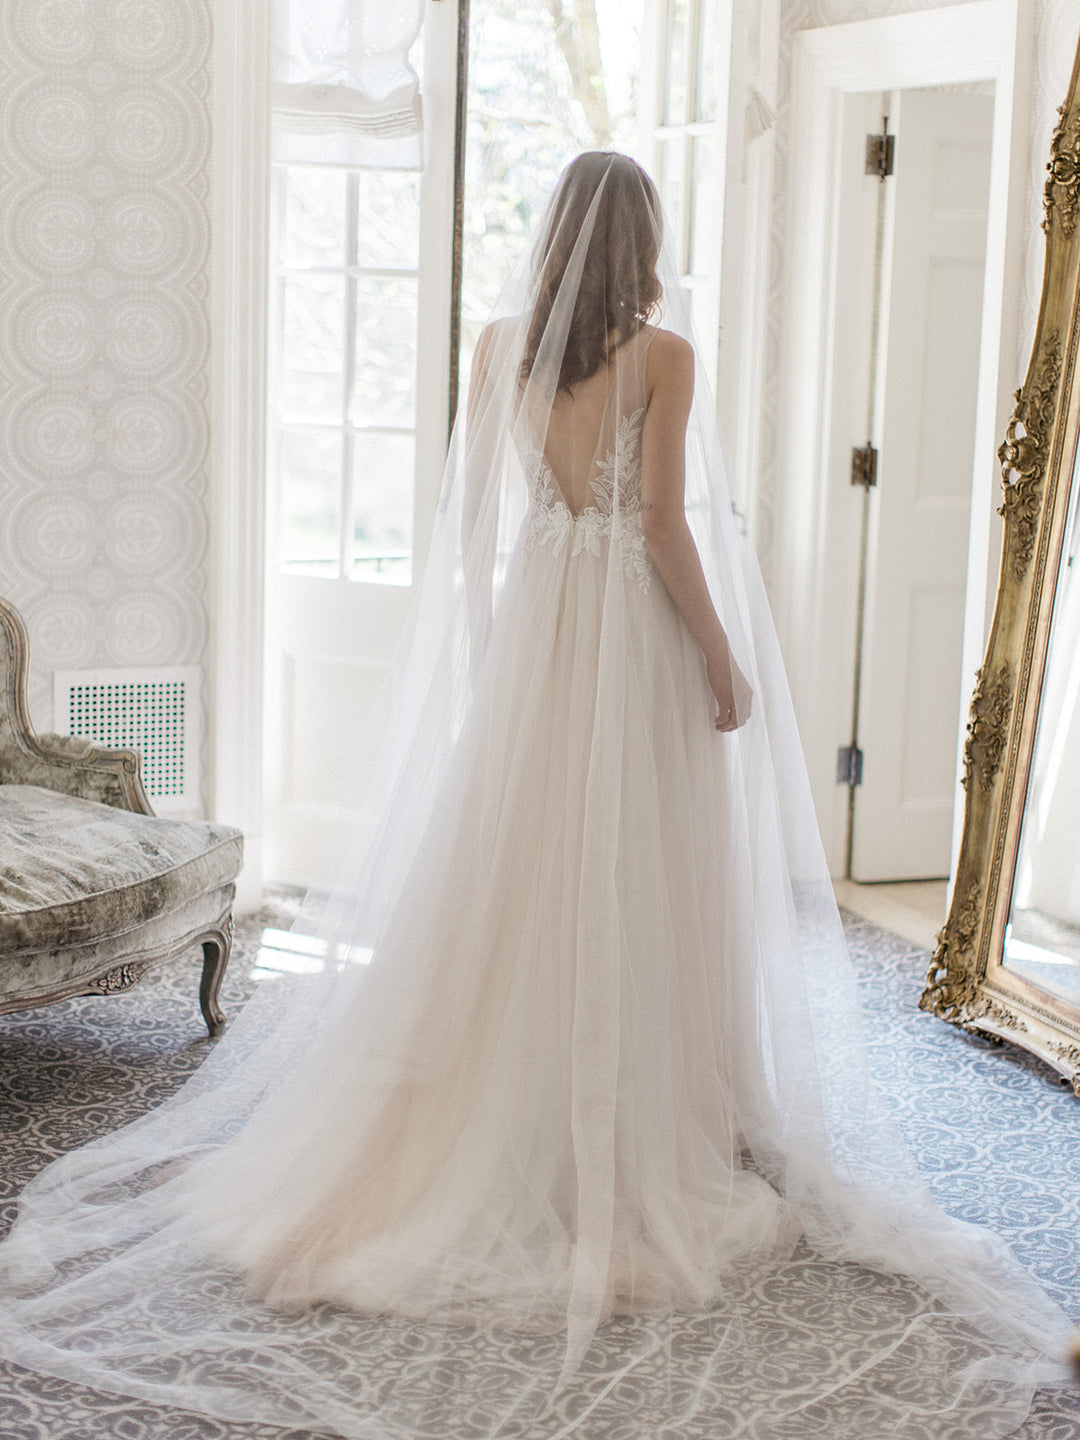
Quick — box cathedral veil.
[0,153,1070,1439]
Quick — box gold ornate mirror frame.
[920,39,1080,1092]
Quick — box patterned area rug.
[0,904,1077,1439]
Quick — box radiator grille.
[53,667,201,811]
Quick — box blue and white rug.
[0,904,1077,1439]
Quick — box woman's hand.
[707,653,753,732]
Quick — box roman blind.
[272,0,424,167]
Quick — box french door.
[262,4,456,886]
[262,0,729,887]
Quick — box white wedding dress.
[186,329,798,1335]
[0,158,1070,1439]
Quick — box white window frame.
[209,0,458,907]
[269,167,423,585]
[638,0,732,396]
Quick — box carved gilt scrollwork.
[921,879,1028,1038]
[1043,103,1080,236]
[923,36,1080,1092]
[997,334,1062,583]
[921,879,982,1022]
[961,661,1012,795]
[967,994,1029,1037]
[1047,1042,1080,1096]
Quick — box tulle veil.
[0,152,1070,1439]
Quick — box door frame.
[776,0,1033,877]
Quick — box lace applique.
[523,408,652,593]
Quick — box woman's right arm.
[638,331,751,731]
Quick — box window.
[272,165,421,585]
[645,0,724,387]
[267,1,725,590]
[460,0,644,374]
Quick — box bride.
[0,152,1070,1439]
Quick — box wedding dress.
[0,153,1069,1440]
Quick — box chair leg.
[199,920,233,1038]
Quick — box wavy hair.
[522,152,662,393]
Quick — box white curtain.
[272,0,424,168]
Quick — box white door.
[851,87,994,881]
[263,1,650,889]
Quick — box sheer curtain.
[272,0,424,168]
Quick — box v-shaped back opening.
[539,327,652,517]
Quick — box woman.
[0,153,1069,1439]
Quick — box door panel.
[266,578,412,882]
[852,87,994,881]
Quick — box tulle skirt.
[186,529,798,1326]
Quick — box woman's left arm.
[639,332,752,731]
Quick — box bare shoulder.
[472,316,519,380]
[645,328,694,411]
[474,318,499,364]
[469,317,517,398]
[645,328,694,393]
[479,314,518,351]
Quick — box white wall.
[0,1,212,804]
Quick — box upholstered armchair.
[0,597,243,1037]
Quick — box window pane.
[352,432,414,584]
[460,0,643,385]
[280,429,342,576]
[351,277,418,428]
[662,0,688,126]
[282,168,346,268]
[688,134,716,277]
[694,0,719,123]
[689,285,717,371]
[656,140,684,268]
[281,274,345,422]
[354,171,421,270]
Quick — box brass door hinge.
[851,443,878,488]
[866,132,895,179]
[837,745,864,788]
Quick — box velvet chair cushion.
[0,784,243,956]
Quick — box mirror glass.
[1004,443,1080,1004]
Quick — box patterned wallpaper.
[0,0,211,744]
[754,0,1078,582]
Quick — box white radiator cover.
[53,667,202,816]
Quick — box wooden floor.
[833,878,948,952]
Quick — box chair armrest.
[3,732,154,815]
[0,597,153,815]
